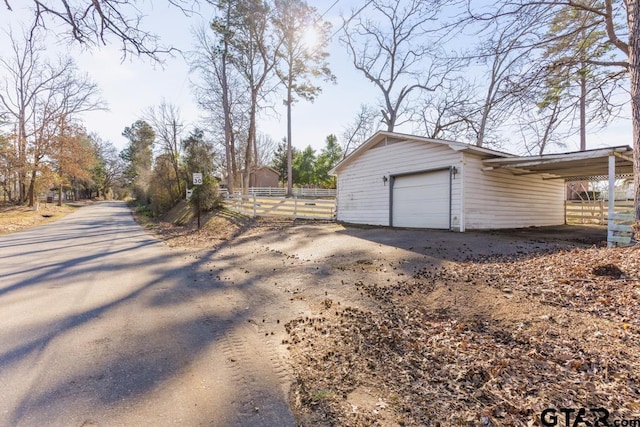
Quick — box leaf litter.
[286,244,640,426]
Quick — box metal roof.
[482,146,634,181]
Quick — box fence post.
[252,194,257,217]
[294,196,298,218]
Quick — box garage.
[330,131,633,231]
[391,170,450,229]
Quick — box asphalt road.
[0,202,295,427]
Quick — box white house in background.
[330,131,634,231]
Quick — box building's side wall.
[336,141,462,227]
[462,154,565,229]
[254,169,280,187]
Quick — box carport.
[482,145,635,246]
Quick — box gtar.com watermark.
[540,407,640,427]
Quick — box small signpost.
[193,173,203,229]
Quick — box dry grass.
[135,202,254,249]
[0,202,80,235]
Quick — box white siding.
[336,141,462,227]
[462,154,565,229]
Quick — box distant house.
[234,166,280,188]
[330,131,633,231]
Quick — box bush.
[189,177,221,212]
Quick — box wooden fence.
[565,200,634,225]
[224,195,336,220]
[222,187,336,198]
[608,212,635,247]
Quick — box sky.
[0,1,632,155]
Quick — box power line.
[317,0,341,22]
[325,0,374,42]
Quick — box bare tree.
[416,78,478,141]
[217,0,279,195]
[516,90,568,156]
[341,104,380,158]
[1,0,202,60]
[469,12,545,147]
[144,101,185,201]
[191,14,252,194]
[256,133,276,167]
[0,29,103,205]
[340,0,456,132]
[467,0,638,219]
[90,134,125,199]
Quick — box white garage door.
[392,170,450,229]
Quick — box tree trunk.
[630,0,640,222]
[244,91,258,196]
[222,4,235,196]
[18,131,27,205]
[171,121,182,200]
[286,82,293,197]
[580,69,587,151]
[27,170,36,207]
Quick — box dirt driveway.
[185,219,632,425]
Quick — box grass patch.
[0,202,80,235]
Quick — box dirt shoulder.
[0,202,87,236]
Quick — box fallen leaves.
[287,244,640,426]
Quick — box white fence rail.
[222,187,335,198]
[224,195,336,220]
[608,212,635,247]
[565,200,634,225]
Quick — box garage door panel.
[392,170,450,229]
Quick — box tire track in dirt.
[185,237,301,427]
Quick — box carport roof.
[482,145,634,181]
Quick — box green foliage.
[271,135,341,188]
[120,120,155,204]
[148,153,182,216]
[271,139,298,185]
[315,134,342,188]
[189,175,221,212]
[292,145,316,186]
[182,128,216,177]
[183,128,220,212]
[273,0,335,103]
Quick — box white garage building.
[330,131,634,231]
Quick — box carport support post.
[607,154,615,247]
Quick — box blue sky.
[0,1,632,155]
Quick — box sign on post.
[193,173,203,185]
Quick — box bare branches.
[3,0,199,60]
[143,101,185,201]
[340,0,458,132]
[341,104,380,157]
[0,28,104,205]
